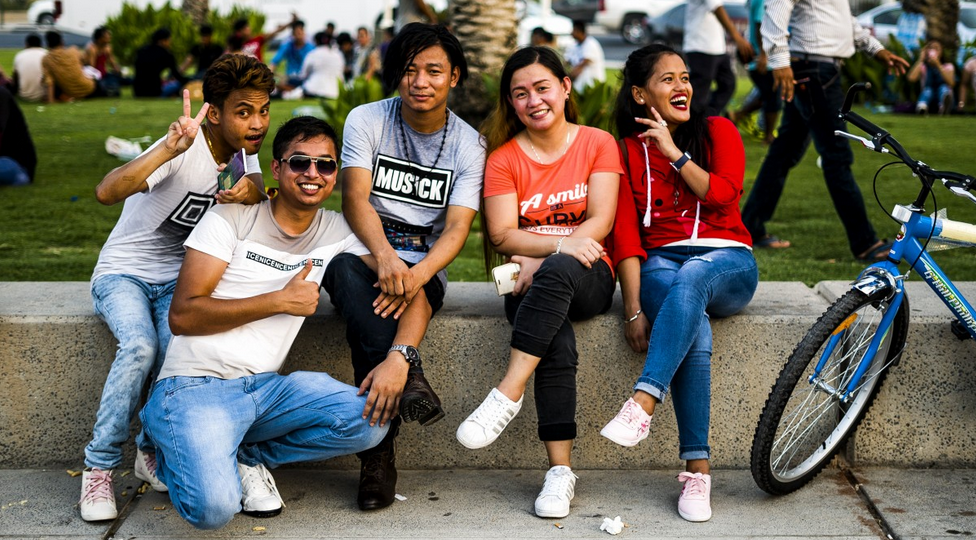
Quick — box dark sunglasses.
[279,155,338,176]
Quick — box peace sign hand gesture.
[164,89,210,155]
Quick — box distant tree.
[448,0,518,128]
[182,0,209,26]
[913,0,960,49]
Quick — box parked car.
[552,0,601,24]
[595,0,683,44]
[644,0,748,49]
[517,0,576,48]
[856,2,976,48]
[27,0,58,26]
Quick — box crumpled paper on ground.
[600,515,624,535]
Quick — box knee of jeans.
[324,253,360,287]
[534,254,578,283]
[178,490,238,530]
[119,334,158,364]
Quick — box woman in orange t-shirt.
[455,46,622,519]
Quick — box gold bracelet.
[625,309,642,323]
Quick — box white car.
[27,0,58,26]
[595,0,683,44]
[517,0,575,48]
[856,2,976,48]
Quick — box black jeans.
[323,253,445,386]
[741,59,878,256]
[686,52,737,117]
[504,254,615,442]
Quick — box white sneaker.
[134,448,168,492]
[79,468,117,522]
[238,462,284,518]
[677,472,712,522]
[600,398,653,447]
[456,388,522,449]
[534,466,577,518]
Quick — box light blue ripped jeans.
[635,246,758,460]
[87,274,175,470]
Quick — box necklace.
[204,123,222,163]
[397,99,450,171]
[526,125,574,164]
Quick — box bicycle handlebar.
[838,83,976,201]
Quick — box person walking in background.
[566,20,605,92]
[739,0,908,256]
[132,28,188,98]
[600,43,757,523]
[728,0,781,144]
[79,55,273,522]
[907,40,956,115]
[683,0,754,117]
[456,46,620,520]
[13,33,47,102]
[322,23,485,513]
[180,24,224,79]
[353,26,380,81]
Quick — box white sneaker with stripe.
[456,388,522,449]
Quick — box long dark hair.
[613,44,710,169]
[481,46,579,156]
[382,23,468,93]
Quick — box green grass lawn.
[2,56,976,284]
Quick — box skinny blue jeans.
[635,246,757,461]
[141,371,388,530]
[86,274,174,470]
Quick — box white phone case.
[492,262,521,296]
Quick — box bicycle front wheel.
[750,288,909,495]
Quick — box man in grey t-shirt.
[322,23,485,512]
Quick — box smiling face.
[271,135,338,209]
[508,62,572,133]
[210,87,271,155]
[398,45,459,116]
[632,53,692,128]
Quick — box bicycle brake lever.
[945,181,976,204]
[834,130,889,153]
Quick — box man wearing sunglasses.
[81,54,274,523]
[140,116,389,530]
[322,23,486,511]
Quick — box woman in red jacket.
[599,43,758,522]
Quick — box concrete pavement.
[0,467,973,539]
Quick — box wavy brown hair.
[203,54,275,110]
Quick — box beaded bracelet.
[554,236,565,255]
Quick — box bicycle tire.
[750,288,909,495]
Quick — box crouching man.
[140,116,388,530]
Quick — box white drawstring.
[641,141,652,228]
[691,201,701,242]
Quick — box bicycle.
[749,82,976,496]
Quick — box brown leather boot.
[399,367,445,426]
[356,419,399,511]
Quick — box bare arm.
[169,249,319,336]
[714,5,754,63]
[617,256,649,352]
[95,90,209,205]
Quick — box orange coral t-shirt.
[484,125,623,234]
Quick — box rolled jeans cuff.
[634,380,667,403]
[539,422,577,442]
[679,447,710,461]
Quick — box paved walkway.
[1,467,972,539]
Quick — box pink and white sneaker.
[599,398,652,447]
[677,471,712,522]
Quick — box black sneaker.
[356,421,398,511]
[399,368,445,426]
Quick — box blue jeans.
[635,246,757,460]
[87,274,175,469]
[140,371,388,530]
[918,83,953,111]
[741,58,879,257]
[0,157,30,186]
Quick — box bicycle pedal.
[950,320,972,340]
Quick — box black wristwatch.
[389,344,422,368]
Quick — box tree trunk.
[182,0,209,26]
[919,0,959,50]
[448,0,518,129]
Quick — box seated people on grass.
[0,86,37,186]
[133,28,189,98]
[41,30,106,102]
[299,31,345,100]
[269,20,314,93]
[13,33,47,102]
[141,116,390,530]
[79,54,273,523]
[180,24,225,79]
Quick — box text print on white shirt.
[371,154,454,209]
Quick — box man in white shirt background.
[683,0,754,117]
[740,0,909,259]
[567,20,606,92]
[13,33,47,102]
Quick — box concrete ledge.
[1,281,974,470]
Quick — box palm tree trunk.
[182,0,209,26]
[918,0,959,50]
[448,0,518,128]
